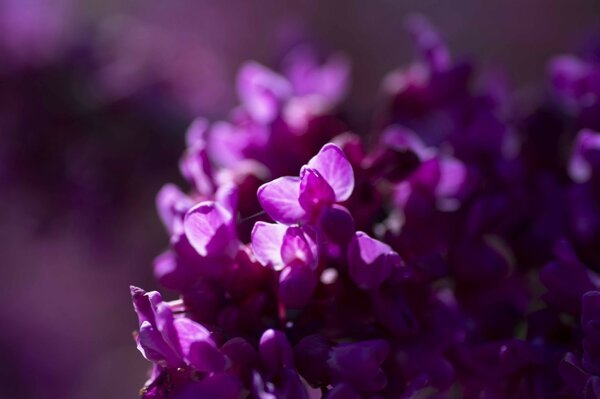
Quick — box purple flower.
[128,15,600,399]
[251,222,318,271]
[237,62,294,125]
[258,143,354,225]
[130,286,226,372]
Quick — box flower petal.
[207,121,251,168]
[137,321,182,368]
[280,226,315,268]
[257,176,306,224]
[155,302,184,358]
[436,157,467,198]
[215,183,239,215]
[185,117,209,149]
[237,61,293,124]
[347,231,401,289]
[130,286,162,326]
[298,167,336,214]
[179,144,215,196]
[307,143,354,201]
[173,318,225,372]
[156,184,193,235]
[251,221,287,270]
[283,46,350,106]
[183,201,235,257]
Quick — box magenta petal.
[237,61,293,124]
[280,226,315,268]
[155,303,184,357]
[307,143,354,201]
[173,318,225,372]
[215,183,239,215]
[130,286,161,326]
[172,317,210,351]
[156,184,193,235]
[207,121,252,168]
[179,144,215,196]
[283,46,350,106]
[187,339,227,373]
[435,156,471,202]
[185,117,209,149]
[257,176,306,224]
[299,167,336,214]
[138,321,182,368]
[347,231,401,290]
[251,221,287,270]
[183,201,235,257]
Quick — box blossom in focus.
[257,143,354,225]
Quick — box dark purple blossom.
[129,16,600,399]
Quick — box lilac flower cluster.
[131,18,600,398]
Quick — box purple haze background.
[0,1,599,398]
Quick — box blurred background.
[0,1,598,398]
